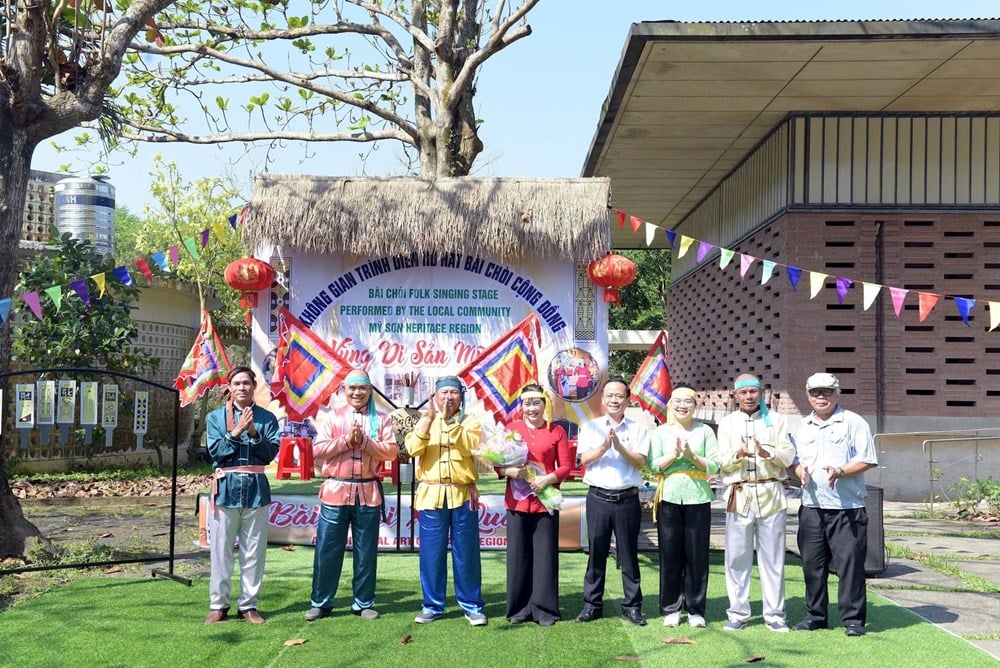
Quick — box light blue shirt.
[791,406,877,510]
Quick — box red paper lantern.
[587,253,636,306]
[225,257,275,310]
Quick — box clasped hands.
[349,421,365,448]
[230,406,258,439]
[736,436,771,460]
[796,464,844,489]
[656,437,695,469]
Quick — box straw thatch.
[243,176,612,262]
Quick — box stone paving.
[638,497,1000,660]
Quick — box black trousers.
[656,501,711,616]
[583,491,642,610]
[505,510,560,622]
[797,505,868,627]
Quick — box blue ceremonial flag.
[630,331,672,424]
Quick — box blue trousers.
[417,502,484,615]
[310,501,380,611]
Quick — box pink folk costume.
[309,396,397,617]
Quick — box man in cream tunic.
[717,374,795,632]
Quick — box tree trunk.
[0,112,46,559]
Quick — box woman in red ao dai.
[498,383,572,626]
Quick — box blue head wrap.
[733,377,772,427]
[434,376,465,422]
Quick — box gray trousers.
[209,505,269,612]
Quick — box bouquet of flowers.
[511,462,565,515]
[472,422,527,467]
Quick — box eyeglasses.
[808,388,835,398]
[522,399,545,407]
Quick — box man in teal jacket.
[204,366,280,624]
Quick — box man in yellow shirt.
[405,376,486,626]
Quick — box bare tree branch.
[122,121,413,145]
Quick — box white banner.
[198,493,587,551]
[252,250,609,421]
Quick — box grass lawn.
[1,545,992,668]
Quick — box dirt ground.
[2,478,213,610]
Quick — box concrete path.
[696,498,1000,661]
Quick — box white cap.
[806,372,840,391]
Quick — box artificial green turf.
[0,548,992,668]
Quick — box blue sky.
[32,0,1000,212]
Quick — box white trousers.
[724,507,787,624]
[208,505,269,612]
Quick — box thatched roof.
[243,176,612,262]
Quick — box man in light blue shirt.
[790,373,878,637]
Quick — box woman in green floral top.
[649,384,719,629]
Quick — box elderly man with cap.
[405,376,487,626]
[717,374,795,633]
[790,372,878,637]
[305,368,397,622]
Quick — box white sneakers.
[663,612,706,627]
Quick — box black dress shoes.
[575,607,603,623]
[621,608,647,626]
[845,624,867,636]
[792,619,828,631]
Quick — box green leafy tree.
[58,1,542,177]
[12,232,159,374]
[608,249,671,380]
[116,155,248,331]
[0,0,175,561]
[2,1,543,559]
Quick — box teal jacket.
[206,403,280,509]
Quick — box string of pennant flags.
[614,209,1000,333]
[0,209,246,328]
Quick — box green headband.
[344,372,371,385]
[435,376,463,392]
[733,378,761,390]
[733,377,771,427]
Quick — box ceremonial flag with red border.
[457,314,542,423]
[175,311,232,406]
[630,330,672,424]
[270,307,353,422]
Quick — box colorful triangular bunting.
[918,292,940,322]
[19,291,43,320]
[954,297,975,326]
[44,285,63,312]
[69,279,91,308]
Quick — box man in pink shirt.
[305,369,397,622]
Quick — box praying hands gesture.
[349,420,365,448]
[231,406,257,439]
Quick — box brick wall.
[667,211,1000,423]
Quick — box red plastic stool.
[376,459,400,485]
[276,436,314,480]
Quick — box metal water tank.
[54,175,116,256]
